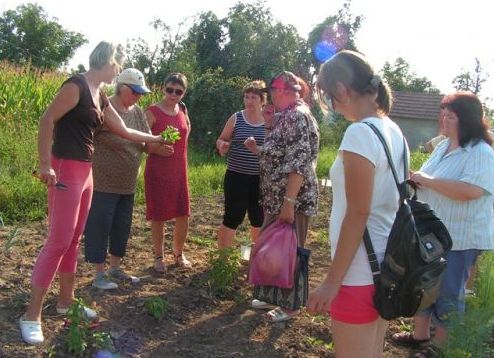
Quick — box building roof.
[389,91,444,121]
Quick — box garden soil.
[0,191,414,357]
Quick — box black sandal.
[391,332,430,348]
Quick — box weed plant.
[208,247,240,298]
[144,296,168,320]
[63,298,111,357]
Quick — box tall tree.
[452,58,488,95]
[381,57,439,93]
[0,3,86,69]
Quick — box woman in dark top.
[19,41,164,345]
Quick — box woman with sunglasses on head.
[20,42,166,345]
[307,50,407,357]
[216,80,267,249]
[144,73,192,273]
[84,68,165,290]
[245,71,319,322]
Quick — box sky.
[2,0,493,102]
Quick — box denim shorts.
[418,249,481,327]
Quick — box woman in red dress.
[144,73,191,272]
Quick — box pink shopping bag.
[248,220,297,289]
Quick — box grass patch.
[442,252,494,357]
[305,336,334,351]
[189,235,216,247]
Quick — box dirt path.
[0,192,412,357]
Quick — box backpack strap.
[364,122,408,197]
[363,228,381,285]
[362,121,409,281]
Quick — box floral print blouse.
[259,100,320,216]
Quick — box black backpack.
[363,122,453,320]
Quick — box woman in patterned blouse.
[245,71,320,322]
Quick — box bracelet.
[283,196,296,204]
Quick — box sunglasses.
[165,87,184,96]
[125,85,141,96]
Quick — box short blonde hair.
[89,41,125,70]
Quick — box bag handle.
[362,122,409,281]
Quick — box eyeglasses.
[124,85,141,96]
[165,87,184,96]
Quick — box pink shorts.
[330,285,379,324]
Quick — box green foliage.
[208,247,240,298]
[380,57,440,93]
[318,114,350,148]
[160,125,181,143]
[189,236,216,247]
[144,296,168,320]
[0,3,87,69]
[410,151,429,171]
[442,252,494,357]
[64,298,111,357]
[186,69,249,150]
[305,337,334,350]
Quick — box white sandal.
[19,315,44,345]
[251,299,276,310]
[263,307,296,322]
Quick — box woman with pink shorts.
[308,50,408,357]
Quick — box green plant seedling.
[160,125,181,144]
[207,247,240,298]
[144,296,168,320]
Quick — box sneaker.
[108,267,140,284]
[92,273,118,290]
[56,305,98,320]
[19,315,44,345]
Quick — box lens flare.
[314,24,351,63]
[314,41,337,63]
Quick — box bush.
[186,68,250,152]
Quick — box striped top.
[227,111,265,175]
[418,138,494,250]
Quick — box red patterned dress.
[144,105,190,221]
